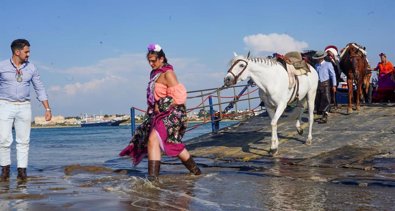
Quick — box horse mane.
[230,55,280,67]
[301,50,317,66]
[247,56,279,66]
[340,43,367,59]
[351,43,367,51]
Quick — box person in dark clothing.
[313,51,337,123]
[324,45,342,110]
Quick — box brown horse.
[339,43,369,113]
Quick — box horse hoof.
[269,148,278,156]
[347,108,353,114]
[305,139,312,145]
[297,128,304,135]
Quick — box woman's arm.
[164,71,187,105]
[164,70,179,87]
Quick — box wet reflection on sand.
[0,157,395,211]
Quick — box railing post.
[233,87,238,112]
[208,96,217,133]
[130,107,136,136]
[215,89,221,131]
[247,86,251,111]
[216,89,222,117]
[201,91,206,123]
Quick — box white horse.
[224,53,319,155]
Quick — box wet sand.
[0,165,128,211]
[1,103,395,210]
[2,159,395,210]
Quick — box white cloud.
[49,75,125,96]
[243,33,309,54]
[42,74,139,117]
[32,54,149,116]
[33,53,227,117]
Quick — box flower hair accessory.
[147,43,162,52]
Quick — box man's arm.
[31,65,52,121]
[41,100,52,121]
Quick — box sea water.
[1,121,395,211]
[27,122,231,169]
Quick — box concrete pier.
[186,103,395,184]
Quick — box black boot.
[17,168,27,181]
[317,113,328,124]
[321,113,328,123]
[147,160,160,181]
[182,157,201,175]
[1,165,10,182]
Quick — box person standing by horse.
[119,44,201,181]
[375,53,394,76]
[0,39,52,182]
[313,51,337,123]
[367,69,379,103]
[374,53,395,102]
[325,45,342,110]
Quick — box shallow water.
[1,122,395,211]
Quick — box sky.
[1,0,394,118]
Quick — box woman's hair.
[146,44,168,64]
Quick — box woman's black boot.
[148,160,160,181]
[182,157,201,175]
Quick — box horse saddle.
[284,51,310,75]
[275,52,310,89]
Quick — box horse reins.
[227,59,248,85]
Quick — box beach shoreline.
[30,119,239,129]
[2,105,394,210]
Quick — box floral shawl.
[119,64,187,166]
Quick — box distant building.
[64,117,80,125]
[34,115,65,126]
[34,114,130,126]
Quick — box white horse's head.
[224,52,251,87]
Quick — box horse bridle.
[227,59,249,85]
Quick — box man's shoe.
[318,114,328,124]
[317,119,327,124]
[1,165,10,182]
[17,168,27,181]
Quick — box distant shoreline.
[31,125,81,129]
[31,119,239,129]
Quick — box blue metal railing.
[130,107,135,136]
[208,96,216,133]
[130,83,261,135]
